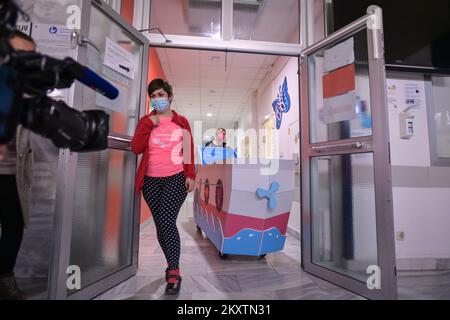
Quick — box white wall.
[250,56,301,236]
[348,72,450,267]
[257,57,301,235]
[238,93,258,133]
[255,57,300,160]
[387,75,431,166]
[386,74,450,267]
[393,188,450,259]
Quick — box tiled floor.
[16,278,48,300]
[16,198,450,300]
[95,217,365,300]
[397,270,450,300]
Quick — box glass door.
[48,0,149,300]
[300,6,397,299]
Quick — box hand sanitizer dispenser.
[399,102,419,139]
[399,111,415,139]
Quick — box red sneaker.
[165,269,182,295]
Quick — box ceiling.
[155,48,278,131]
[150,0,300,132]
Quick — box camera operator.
[0,30,36,300]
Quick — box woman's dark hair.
[148,78,173,97]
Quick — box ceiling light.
[206,113,213,117]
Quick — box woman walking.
[131,79,196,295]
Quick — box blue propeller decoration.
[256,181,280,210]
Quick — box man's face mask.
[151,97,170,112]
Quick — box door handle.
[72,31,100,53]
[107,136,132,151]
[311,141,363,153]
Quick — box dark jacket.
[205,141,227,148]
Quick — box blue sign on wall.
[272,77,291,130]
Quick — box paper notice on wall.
[387,79,424,114]
[323,37,355,73]
[321,90,358,124]
[387,81,400,112]
[32,24,73,58]
[104,37,135,80]
[404,82,422,109]
[31,24,74,103]
[16,18,32,36]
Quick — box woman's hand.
[149,115,160,126]
[185,178,195,193]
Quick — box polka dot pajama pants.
[142,172,187,271]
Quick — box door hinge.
[388,142,391,164]
[299,54,306,65]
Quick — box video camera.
[0,0,116,152]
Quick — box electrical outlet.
[396,231,405,241]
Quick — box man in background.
[205,128,227,148]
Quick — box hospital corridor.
[1,0,450,304]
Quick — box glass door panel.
[300,6,397,299]
[49,0,148,300]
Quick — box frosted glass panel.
[68,149,136,295]
[150,0,222,38]
[431,76,450,159]
[233,0,300,43]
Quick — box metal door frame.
[48,0,149,300]
[299,6,397,299]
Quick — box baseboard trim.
[396,258,450,271]
[287,225,300,240]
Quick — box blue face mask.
[151,97,170,112]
